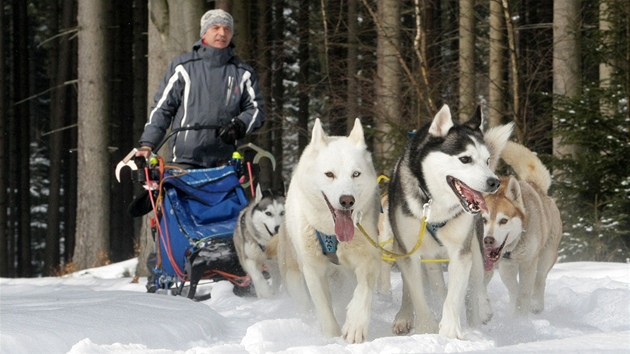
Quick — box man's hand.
[219,119,246,145]
[135,146,152,159]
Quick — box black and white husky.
[388,105,512,339]
[233,184,285,299]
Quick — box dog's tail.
[501,140,552,193]
[484,123,514,171]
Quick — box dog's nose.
[487,177,500,192]
[339,195,355,209]
[484,236,495,248]
[274,225,280,233]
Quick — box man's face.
[202,24,233,49]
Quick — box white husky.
[388,105,512,339]
[233,184,285,299]
[276,118,381,343]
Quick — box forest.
[0,0,628,278]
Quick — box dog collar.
[426,222,446,247]
[419,182,432,201]
[424,209,464,247]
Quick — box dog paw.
[530,303,544,314]
[392,319,413,335]
[414,319,439,335]
[256,285,274,299]
[342,324,367,343]
[479,296,493,324]
[439,320,463,339]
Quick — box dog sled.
[117,125,275,300]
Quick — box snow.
[1,259,629,353]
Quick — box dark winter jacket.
[139,41,265,167]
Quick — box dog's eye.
[459,156,472,164]
[499,218,508,225]
[265,212,272,216]
[352,171,361,178]
[325,172,334,178]
[486,157,491,166]
[280,211,285,216]
[482,217,487,224]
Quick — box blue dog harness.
[316,230,340,264]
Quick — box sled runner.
[118,125,275,300]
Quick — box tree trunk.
[14,0,32,277]
[74,0,111,269]
[297,0,310,155]
[553,0,581,158]
[0,0,6,277]
[45,0,74,275]
[347,0,359,132]
[109,0,137,263]
[374,0,401,173]
[488,0,505,128]
[253,0,274,189]
[458,0,475,120]
[271,0,285,193]
[599,0,613,116]
[231,0,252,62]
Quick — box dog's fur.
[481,141,562,315]
[233,184,285,299]
[276,118,381,343]
[388,105,513,339]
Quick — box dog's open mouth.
[483,236,508,271]
[447,176,487,214]
[322,192,354,242]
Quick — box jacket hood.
[193,40,235,67]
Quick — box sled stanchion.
[247,161,254,197]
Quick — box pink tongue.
[334,210,354,242]
[483,248,497,271]
[462,187,488,212]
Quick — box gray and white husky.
[233,184,285,299]
[388,105,512,339]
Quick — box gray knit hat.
[200,9,233,38]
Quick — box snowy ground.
[1,259,629,353]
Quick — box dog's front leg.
[498,259,519,312]
[439,248,472,339]
[243,258,273,299]
[302,260,341,338]
[466,236,493,327]
[342,247,379,343]
[394,256,438,335]
[515,258,538,315]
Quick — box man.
[136,9,265,167]
[137,9,265,293]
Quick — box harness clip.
[422,199,432,221]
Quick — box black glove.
[219,119,246,145]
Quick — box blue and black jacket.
[139,40,265,167]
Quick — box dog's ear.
[463,105,483,131]
[311,118,328,146]
[505,176,525,212]
[485,122,514,171]
[347,118,367,148]
[428,104,454,137]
